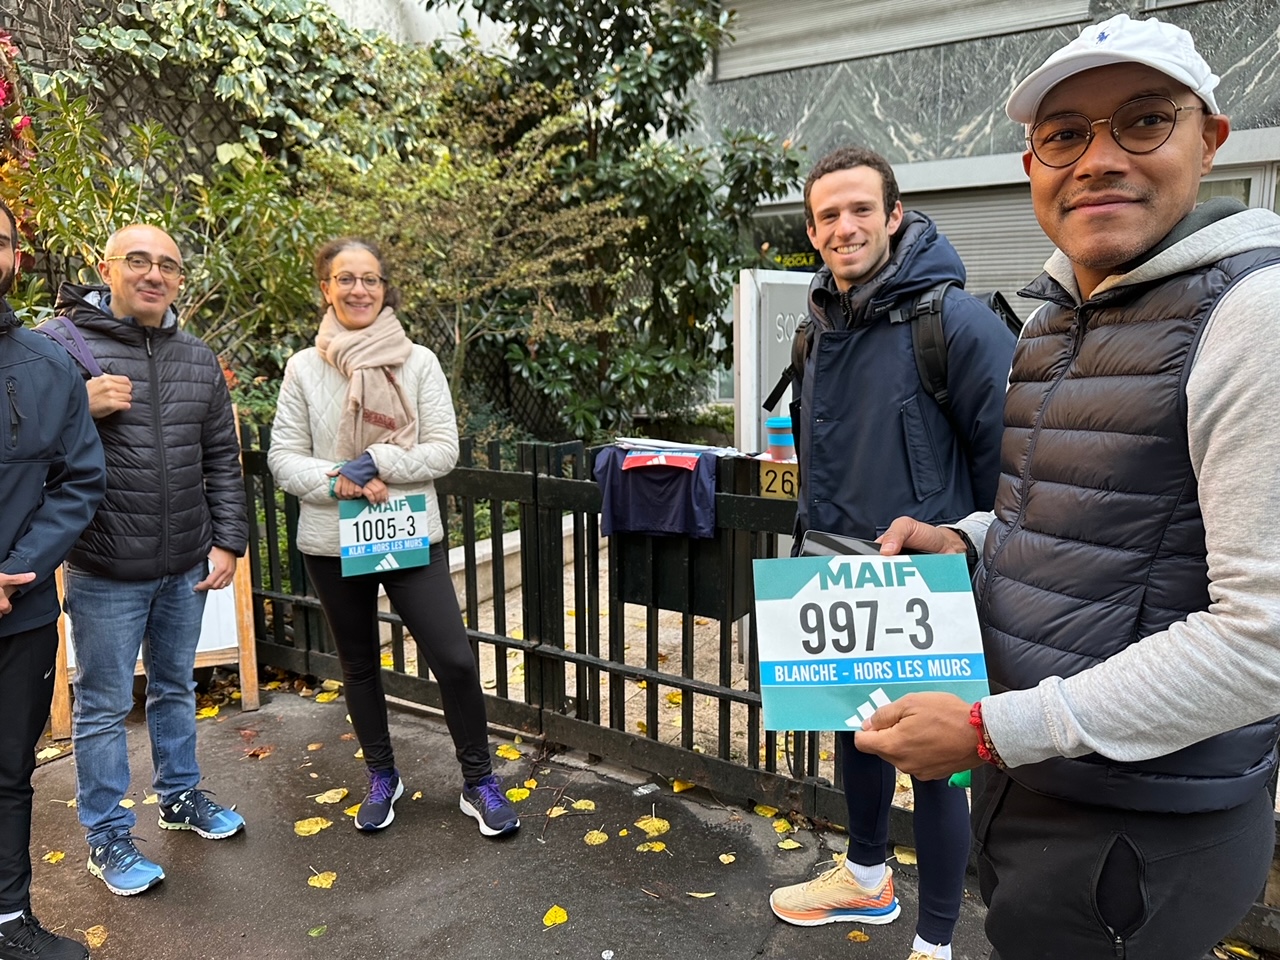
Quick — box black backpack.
[763,281,1021,443]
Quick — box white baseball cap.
[1006,14,1220,123]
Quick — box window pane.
[1198,178,1250,205]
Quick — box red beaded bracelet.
[969,701,1007,769]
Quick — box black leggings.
[839,731,970,945]
[303,543,492,782]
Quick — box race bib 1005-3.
[752,553,987,731]
[338,495,430,577]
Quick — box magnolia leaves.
[294,817,332,837]
[314,788,348,805]
[308,869,337,889]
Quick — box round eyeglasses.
[328,273,386,290]
[105,253,184,280]
[1027,96,1205,169]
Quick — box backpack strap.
[907,280,953,414]
[38,317,104,378]
[762,317,816,413]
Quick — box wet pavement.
[29,692,992,960]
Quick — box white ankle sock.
[845,859,887,888]
[912,935,952,960]
[0,909,24,929]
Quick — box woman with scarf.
[268,237,520,837]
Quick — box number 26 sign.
[751,553,988,731]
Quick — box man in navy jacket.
[0,200,105,960]
[770,147,1014,960]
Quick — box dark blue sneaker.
[459,774,520,837]
[87,835,164,896]
[354,767,404,831]
[157,788,245,839]
[0,911,89,959]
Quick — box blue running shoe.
[459,774,520,837]
[355,768,404,831]
[157,788,245,839]
[87,836,164,896]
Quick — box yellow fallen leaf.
[314,788,348,804]
[672,716,683,728]
[583,830,609,846]
[893,845,917,866]
[411,791,422,800]
[566,609,576,617]
[36,746,62,761]
[82,925,108,949]
[718,853,736,865]
[320,679,341,692]
[343,805,361,818]
[848,930,870,943]
[315,691,340,704]
[542,904,568,927]
[672,779,695,793]
[819,749,831,761]
[307,870,337,889]
[482,678,497,689]
[571,799,596,812]
[307,743,323,751]
[230,691,242,701]
[523,778,538,789]
[636,721,648,735]
[665,691,682,706]
[635,679,647,689]
[505,787,531,803]
[264,680,283,690]
[142,794,158,805]
[380,652,394,668]
[547,806,567,819]
[636,841,667,853]
[495,744,522,761]
[772,818,793,834]
[196,706,219,719]
[293,817,333,837]
[510,628,524,641]
[118,799,135,809]
[618,828,629,837]
[753,804,778,818]
[513,735,523,743]
[686,892,716,899]
[41,851,65,865]
[1220,941,1261,960]
[777,838,803,850]
[634,814,670,838]
[353,748,364,759]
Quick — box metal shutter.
[716,0,1090,81]
[902,185,1056,321]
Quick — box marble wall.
[694,0,1280,167]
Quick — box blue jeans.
[66,562,207,847]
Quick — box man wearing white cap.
[851,14,1280,959]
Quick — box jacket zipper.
[6,378,21,449]
[980,302,1090,617]
[145,330,172,567]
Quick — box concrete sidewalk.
[29,692,991,960]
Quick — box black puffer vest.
[979,249,1280,813]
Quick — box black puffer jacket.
[45,284,247,580]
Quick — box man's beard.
[0,264,13,300]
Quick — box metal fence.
[238,429,1280,949]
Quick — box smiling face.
[99,225,184,327]
[1024,62,1229,298]
[806,165,903,292]
[320,247,386,330]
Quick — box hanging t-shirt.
[594,445,717,539]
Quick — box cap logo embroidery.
[1096,30,1109,43]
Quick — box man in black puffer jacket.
[40,224,248,898]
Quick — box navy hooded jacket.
[792,211,1015,543]
[0,301,106,637]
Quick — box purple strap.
[38,317,104,378]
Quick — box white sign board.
[733,269,811,455]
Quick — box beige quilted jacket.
[267,345,458,556]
